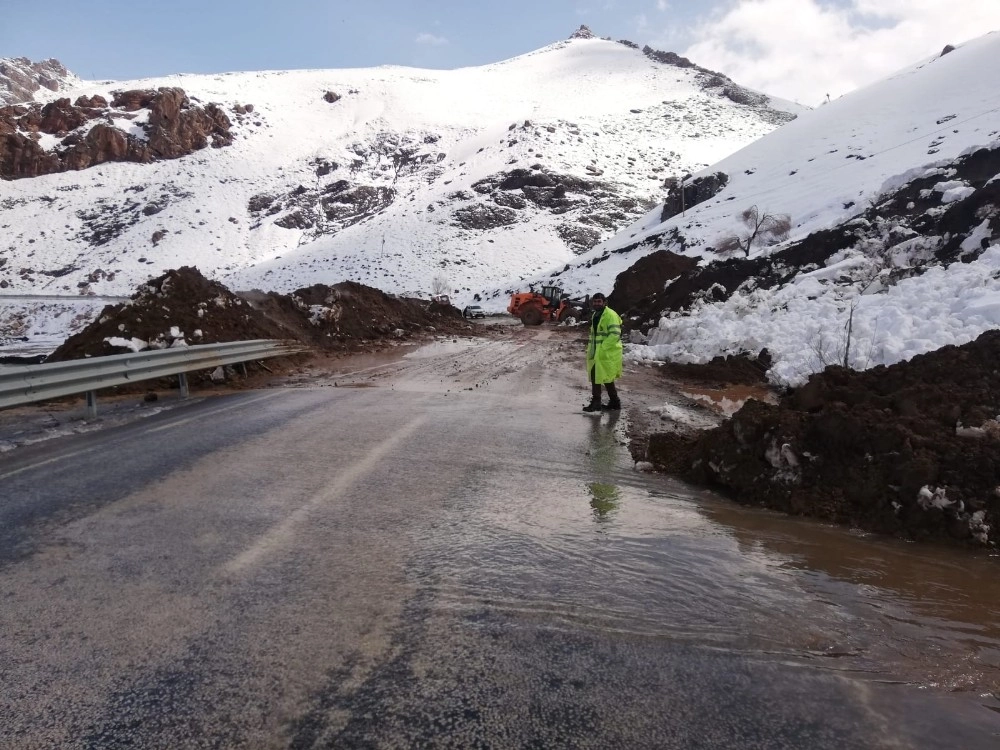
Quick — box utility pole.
[680,175,686,217]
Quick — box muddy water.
[374,340,1000,736]
[704,498,1000,692]
[436,445,999,688]
[325,331,1000,704]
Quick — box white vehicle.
[463,305,486,319]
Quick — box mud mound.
[645,331,1000,548]
[48,267,290,361]
[607,249,698,317]
[48,268,469,362]
[265,281,464,344]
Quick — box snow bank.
[628,245,1000,387]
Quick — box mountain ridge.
[0,33,800,319]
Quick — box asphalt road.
[1,331,999,748]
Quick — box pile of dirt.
[606,249,698,317]
[246,281,464,347]
[48,267,468,363]
[641,331,1000,548]
[48,267,286,360]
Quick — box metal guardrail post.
[85,390,97,419]
[178,372,189,398]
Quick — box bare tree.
[809,242,892,372]
[841,248,891,368]
[715,205,791,257]
[431,275,451,296]
[714,235,745,256]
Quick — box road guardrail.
[0,339,307,417]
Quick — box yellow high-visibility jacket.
[586,307,623,384]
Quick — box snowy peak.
[569,25,597,40]
[0,37,801,310]
[0,57,79,105]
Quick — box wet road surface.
[1,329,1000,748]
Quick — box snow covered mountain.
[524,32,1000,386]
[0,57,79,106]
[0,28,798,315]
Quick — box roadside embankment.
[632,333,1000,549]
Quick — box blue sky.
[4,1,999,104]
[2,0,702,79]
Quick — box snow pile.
[631,243,1000,386]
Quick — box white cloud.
[657,0,671,10]
[415,32,448,46]
[679,0,1000,105]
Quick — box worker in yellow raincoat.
[583,293,623,413]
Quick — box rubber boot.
[602,382,621,411]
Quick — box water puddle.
[418,402,1000,701]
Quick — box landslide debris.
[47,266,467,362]
[639,331,1000,548]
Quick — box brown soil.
[45,267,473,390]
[636,331,1000,549]
[606,248,698,319]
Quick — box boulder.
[39,98,92,134]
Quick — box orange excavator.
[507,285,589,326]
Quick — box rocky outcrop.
[453,203,519,230]
[250,180,397,235]
[62,124,151,171]
[0,57,74,106]
[660,172,729,223]
[468,167,655,250]
[0,87,233,179]
[556,223,602,254]
[641,46,797,125]
[145,88,233,157]
[642,46,698,69]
